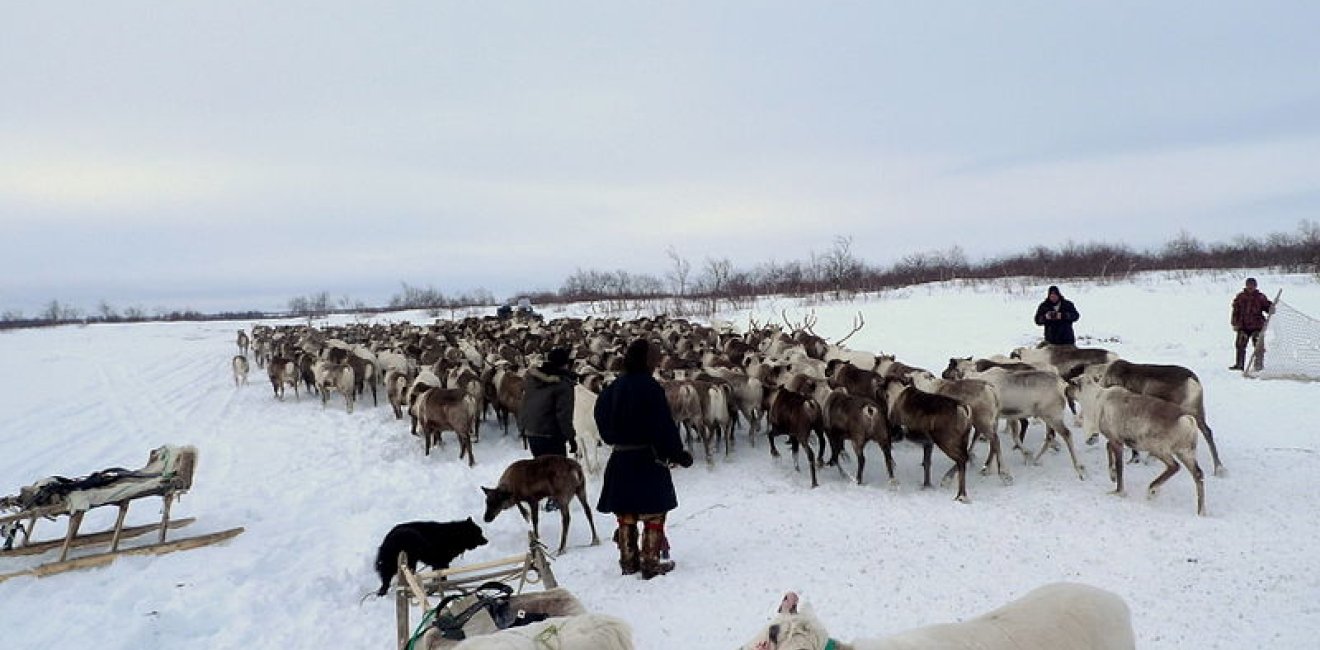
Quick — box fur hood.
[527,366,575,385]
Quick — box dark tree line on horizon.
[4,222,1318,330]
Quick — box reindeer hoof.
[1213,466,1228,478]
[999,474,1014,486]
[954,495,969,503]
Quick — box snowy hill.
[1,271,1318,649]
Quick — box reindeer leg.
[1108,439,1127,497]
[1146,452,1182,501]
[529,502,541,543]
[852,438,866,484]
[921,443,934,489]
[702,425,714,465]
[557,498,571,555]
[1050,421,1086,481]
[1198,418,1226,477]
[881,442,899,489]
[1175,449,1207,516]
[987,427,1012,485]
[576,486,601,545]
[805,437,819,488]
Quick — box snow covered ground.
[2,270,1318,649]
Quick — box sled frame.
[394,532,558,649]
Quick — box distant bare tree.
[42,300,81,322]
[97,300,119,322]
[666,246,692,297]
[697,256,734,310]
[819,235,864,298]
[1162,230,1204,269]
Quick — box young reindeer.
[231,355,250,387]
[481,455,601,555]
[819,388,894,486]
[1074,373,1207,516]
[882,379,973,502]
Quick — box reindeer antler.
[834,311,865,346]
[780,309,801,333]
[801,310,820,337]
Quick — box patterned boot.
[614,520,639,576]
[640,521,675,580]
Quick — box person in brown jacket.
[1230,277,1272,370]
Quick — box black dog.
[374,517,488,596]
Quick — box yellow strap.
[535,624,561,649]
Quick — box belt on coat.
[611,444,653,453]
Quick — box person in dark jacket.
[1034,285,1080,345]
[594,338,693,579]
[1229,277,1272,370]
[520,347,578,459]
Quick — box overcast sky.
[3,2,1318,315]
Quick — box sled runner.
[393,532,597,649]
[0,444,244,583]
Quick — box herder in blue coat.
[594,338,693,579]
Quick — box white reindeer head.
[741,592,833,650]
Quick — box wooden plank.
[0,504,67,525]
[0,526,243,584]
[399,554,430,610]
[413,553,527,582]
[0,518,196,557]
[395,587,410,650]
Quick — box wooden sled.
[394,532,588,650]
[0,445,244,583]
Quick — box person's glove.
[673,450,694,468]
[568,439,579,455]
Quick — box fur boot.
[614,522,639,576]
[640,521,674,580]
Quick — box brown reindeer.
[480,456,601,555]
[267,356,300,400]
[661,379,706,457]
[491,367,526,439]
[883,380,973,502]
[765,386,824,488]
[1080,359,1224,476]
[826,359,884,402]
[820,389,894,486]
[446,365,487,442]
[412,387,477,464]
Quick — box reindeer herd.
[227,307,1218,515]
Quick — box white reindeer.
[572,379,606,474]
[231,355,250,387]
[742,583,1134,650]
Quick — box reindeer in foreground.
[481,456,600,554]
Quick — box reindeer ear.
[481,487,493,495]
[779,591,799,614]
